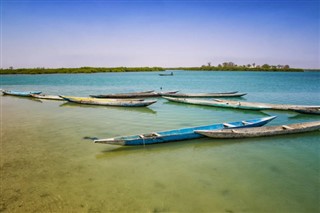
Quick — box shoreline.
[0,67,316,75]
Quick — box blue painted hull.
[2,90,42,97]
[94,116,277,146]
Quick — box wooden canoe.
[214,99,320,111]
[59,95,157,107]
[162,92,246,98]
[162,96,271,110]
[91,91,178,98]
[1,90,42,97]
[31,94,64,101]
[92,116,277,145]
[195,121,320,138]
[290,108,320,115]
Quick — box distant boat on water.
[159,72,173,76]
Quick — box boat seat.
[152,132,161,137]
[223,123,236,128]
[282,125,293,130]
[242,121,253,125]
[139,135,145,139]
[139,132,161,139]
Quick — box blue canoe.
[1,90,42,97]
[93,116,277,145]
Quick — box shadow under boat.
[59,102,157,114]
[94,137,210,159]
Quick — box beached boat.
[91,91,178,98]
[214,99,320,111]
[92,116,276,145]
[162,96,270,110]
[1,90,42,97]
[291,108,320,115]
[162,92,246,98]
[31,94,64,101]
[195,121,320,139]
[59,95,157,107]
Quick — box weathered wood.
[214,99,320,111]
[162,91,246,98]
[163,96,269,110]
[31,94,64,101]
[195,121,320,138]
[59,95,157,107]
[91,90,178,98]
[290,108,320,115]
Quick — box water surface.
[1,71,320,212]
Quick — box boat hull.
[60,95,156,107]
[214,99,320,111]
[2,90,42,97]
[195,121,320,138]
[163,96,270,110]
[91,91,178,98]
[93,116,277,145]
[162,92,246,98]
[31,94,64,100]
[291,108,320,115]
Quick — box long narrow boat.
[59,95,157,107]
[1,90,42,97]
[31,94,64,101]
[92,116,277,145]
[91,91,178,98]
[195,121,320,139]
[89,90,154,98]
[214,99,320,111]
[162,92,246,98]
[290,108,320,115]
[162,96,271,110]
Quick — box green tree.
[261,64,270,69]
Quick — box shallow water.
[1,71,320,212]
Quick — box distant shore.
[1,66,317,75]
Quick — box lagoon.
[1,71,320,212]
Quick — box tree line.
[168,62,303,72]
[0,63,304,74]
[0,67,165,74]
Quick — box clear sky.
[1,0,319,69]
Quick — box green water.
[1,71,320,212]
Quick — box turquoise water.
[1,71,320,212]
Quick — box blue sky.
[1,0,319,68]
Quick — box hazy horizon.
[1,0,319,69]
